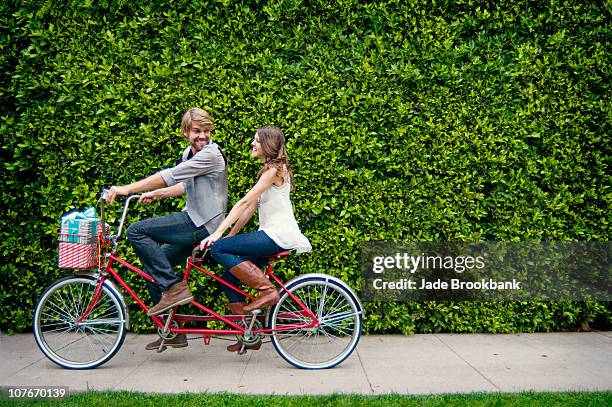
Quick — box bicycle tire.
[33,275,127,369]
[269,274,362,369]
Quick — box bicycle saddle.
[264,250,292,262]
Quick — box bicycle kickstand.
[238,309,261,355]
[157,307,178,353]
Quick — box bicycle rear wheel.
[33,275,127,369]
[269,275,362,369]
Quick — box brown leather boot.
[227,302,245,315]
[147,281,193,316]
[229,261,279,313]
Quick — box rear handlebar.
[191,247,208,261]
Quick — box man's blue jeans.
[210,231,284,303]
[126,211,209,303]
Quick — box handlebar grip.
[192,247,208,260]
[100,188,140,203]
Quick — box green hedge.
[1,0,610,334]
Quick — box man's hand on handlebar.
[106,186,130,203]
[139,190,160,204]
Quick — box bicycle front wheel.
[269,275,362,369]
[33,275,127,369]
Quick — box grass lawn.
[1,391,610,406]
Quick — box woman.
[200,125,311,350]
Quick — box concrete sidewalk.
[1,332,611,395]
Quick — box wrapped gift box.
[59,207,99,243]
[58,207,100,269]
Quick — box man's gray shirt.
[158,142,228,233]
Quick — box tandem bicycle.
[33,191,363,369]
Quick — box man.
[107,108,228,350]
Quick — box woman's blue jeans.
[210,231,284,302]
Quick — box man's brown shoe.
[227,339,262,352]
[147,281,193,316]
[145,334,188,350]
[224,302,260,352]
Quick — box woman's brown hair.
[255,125,294,188]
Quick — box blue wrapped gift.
[60,207,99,243]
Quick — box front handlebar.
[98,189,140,242]
[115,194,141,239]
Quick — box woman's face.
[251,132,264,160]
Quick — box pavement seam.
[434,334,501,391]
[236,347,253,392]
[2,353,47,380]
[593,331,612,341]
[111,338,156,391]
[355,347,375,395]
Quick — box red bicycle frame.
[77,233,319,340]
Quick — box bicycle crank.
[236,310,264,350]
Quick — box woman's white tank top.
[258,181,312,253]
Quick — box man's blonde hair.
[181,108,214,134]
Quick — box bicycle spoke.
[321,310,359,325]
[68,284,81,318]
[87,295,112,319]
[39,325,75,335]
[83,326,116,345]
[321,292,345,317]
[283,330,311,353]
[316,282,328,319]
[46,298,76,320]
[59,289,76,322]
[76,282,86,317]
[41,311,70,324]
[40,320,70,330]
[81,322,123,332]
[80,318,123,326]
[82,328,101,360]
[319,324,351,342]
[275,315,309,323]
[89,306,119,321]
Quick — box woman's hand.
[200,231,223,250]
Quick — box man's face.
[185,123,211,153]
